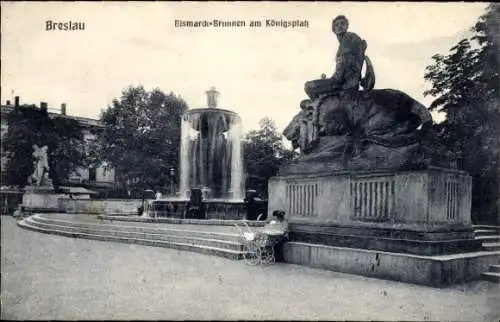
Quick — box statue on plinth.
[282,15,452,174]
[28,144,52,187]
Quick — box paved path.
[2,216,500,321]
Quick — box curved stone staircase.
[18,213,249,260]
[474,224,500,283]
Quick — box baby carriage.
[234,222,283,265]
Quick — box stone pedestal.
[22,186,62,212]
[269,167,473,230]
[268,167,498,286]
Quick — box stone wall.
[58,198,143,215]
[144,200,247,220]
[205,202,246,220]
[283,242,500,287]
[269,167,479,255]
[22,191,63,211]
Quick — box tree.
[424,4,500,223]
[48,116,87,190]
[1,105,86,191]
[243,117,297,197]
[98,85,188,193]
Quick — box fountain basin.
[143,198,246,220]
[184,108,238,134]
[179,107,244,200]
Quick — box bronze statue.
[282,15,452,174]
[305,15,375,100]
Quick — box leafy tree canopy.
[2,105,85,191]
[98,85,188,192]
[243,117,297,197]
[424,4,499,222]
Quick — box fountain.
[144,87,246,220]
[179,87,244,200]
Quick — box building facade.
[1,97,116,194]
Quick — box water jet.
[145,87,245,219]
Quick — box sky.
[1,2,489,134]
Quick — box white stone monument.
[22,145,61,212]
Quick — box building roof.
[1,105,103,128]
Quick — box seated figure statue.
[305,15,375,101]
[282,15,453,175]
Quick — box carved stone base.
[22,186,61,212]
[268,167,478,255]
[283,242,500,287]
[289,225,481,256]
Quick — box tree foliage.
[243,117,297,197]
[98,86,188,192]
[1,105,86,191]
[424,4,500,222]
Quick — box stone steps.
[98,214,267,227]
[483,242,500,252]
[474,229,499,236]
[474,235,500,243]
[481,264,500,283]
[33,215,243,243]
[472,225,500,251]
[473,225,500,283]
[473,225,500,231]
[488,264,500,273]
[18,214,247,260]
[481,272,500,283]
[25,217,243,252]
